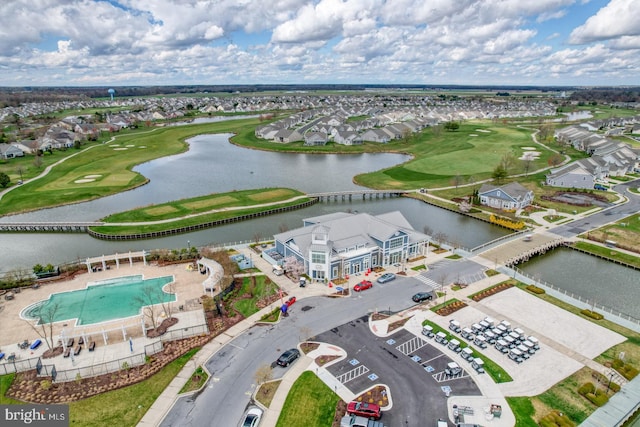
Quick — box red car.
[347,401,381,420]
[353,280,373,292]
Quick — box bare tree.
[253,232,263,245]
[25,302,61,352]
[522,158,533,176]
[500,152,517,174]
[278,223,289,233]
[203,249,239,291]
[298,326,314,343]
[451,174,463,188]
[134,285,163,330]
[254,363,274,398]
[283,256,305,280]
[433,232,448,246]
[422,225,433,237]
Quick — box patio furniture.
[88,341,96,352]
[0,352,5,361]
[74,345,81,356]
[63,348,71,358]
[30,339,42,350]
[67,338,74,347]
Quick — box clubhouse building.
[267,211,430,282]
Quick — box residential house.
[361,128,391,143]
[546,163,595,189]
[271,211,430,282]
[478,182,534,210]
[303,132,328,146]
[0,143,25,159]
[273,129,303,143]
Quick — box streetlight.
[607,372,614,395]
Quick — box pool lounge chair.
[88,341,96,352]
[0,352,5,361]
[74,345,81,356]
[67,338,74,347]
[63,347,71,358]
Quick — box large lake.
[0,130,636,319]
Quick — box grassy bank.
[276,371,340,427]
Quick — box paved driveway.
[316,319,481,426]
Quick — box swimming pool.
[21,275,176,326]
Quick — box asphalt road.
[160,275,444,427]
[551,179,640,238]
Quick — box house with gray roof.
[546,163,595,189]
[272,211,429,282]
[0,143,25,159]
[478,182,533,210]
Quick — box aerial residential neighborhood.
[1,1,640,427]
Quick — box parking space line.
[336,364,370,384]
[421,353,446,365]
[395,336,427,355]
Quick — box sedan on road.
[412,292,433,303]
[376,273,396,284]
[240,406,263,427]
[276,348,300,367]
[354,280,373,292]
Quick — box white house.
[478,182,534,210]
[546,163,595,189]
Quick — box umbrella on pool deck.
[129,337,133,353]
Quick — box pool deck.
[0,262,206,360]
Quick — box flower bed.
[471,282,514,302]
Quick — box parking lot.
[316,319,480,426]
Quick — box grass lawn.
[573,241,640,269]
[66,348,199,427]
[353,122,556,189]
[233,275,279,318]
[276,371,340,427]
[0,118,264,215]
[0,374,21,404]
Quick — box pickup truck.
[340,414,386,427]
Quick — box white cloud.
[0,0,637,86]
[569,0,639,44]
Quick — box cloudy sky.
[0,0,637,87]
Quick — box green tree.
[0,172,10,188]
[492,164,508,183]
[444,121,460,131]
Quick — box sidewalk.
[138,246,340,427]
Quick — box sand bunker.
[74,178,95,184]
[139,146,146,148]
[476,129,491,133]
[113,148,128,151]
[85,174,102,179]
[469,134,478,137]
[109,144,120,147]
[126,145,135,147]
[519,151,540,160]
[522,147,536,150]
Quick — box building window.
[389,236,403,250]
[363,258,369,269]
[311,252,326,264]
[332,266,338,278]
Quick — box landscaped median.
[86,188,312,238]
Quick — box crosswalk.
[415,274,439,289]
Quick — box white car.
[240,406,263,427]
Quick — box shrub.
[578,382,595,396]
[586,389,609,407]
[612,358,624,369]
[40,380,52,391]
[580,309,604,320]
[539,410,576,427]
[526,284,545,294]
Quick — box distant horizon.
[1,1,637,87]
[1,83,638,90]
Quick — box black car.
[276,348,300,367]
[412,292,433,303]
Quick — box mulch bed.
[146,317,179,338]
[300,342,320,354]
[471,282,514,302]
[6,335,211,404]
[316,355,340,367]
[387,318,409,333]
[436,301,468,316]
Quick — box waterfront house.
[478,182,533,210]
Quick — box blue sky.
[0,0,638,87]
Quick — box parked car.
[594,184,608,191]
[354,280,373,292]
[412,292,433,303]
[347,401,381,420]
[276,348,300,367]
[376,273,396,284]
[240,406,263,427]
